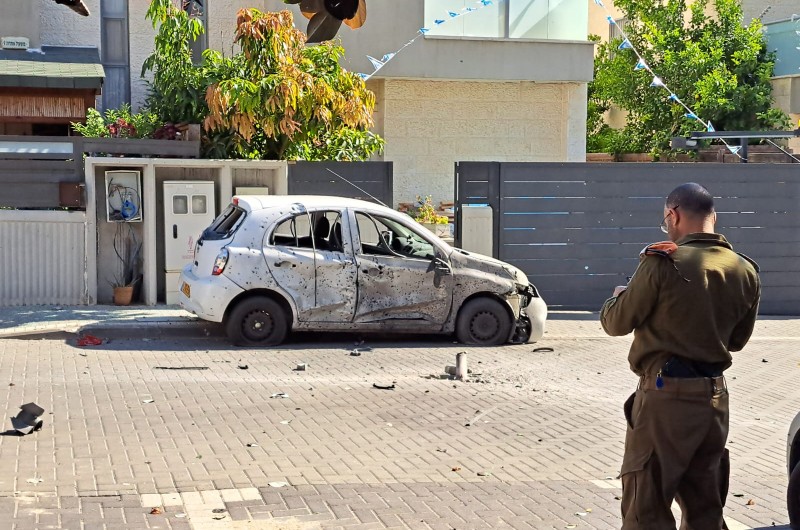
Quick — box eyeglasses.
[660,205,678,234]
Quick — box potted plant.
[109,225,142,306]
[410,195,450,238]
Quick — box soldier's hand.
[613,285,628,297]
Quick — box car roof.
[234,195,395,214]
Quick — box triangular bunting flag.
[594,0,605,5]
[607,16,615,24]
[448,11,459,17]
[634,59,648,70]
[707,122,715,132]
[466,6,476,11]
[650,76,664,87]
[382,53,396,62]
[434,19,445,25]
[357,73,369,80]
[480,0,493,5]
[668,93,679,102]
[366,56,384,70]
[618,39,633,50]
[727,145,741,155]
[419,28,430,34]
[684,112,699,120]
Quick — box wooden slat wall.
[0,94,86,121]
[456,162,800,314]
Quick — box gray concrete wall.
[39,0,100,48]
[263,0,594,82]
[1,1,39,48]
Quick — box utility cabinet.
[163,181,215,304]
[105,170,142,222]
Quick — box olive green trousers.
[621,375,729,530]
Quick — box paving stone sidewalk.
[0,305,207,339]
[0,311,796,529]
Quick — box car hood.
[450,248,528,285]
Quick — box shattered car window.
[270,210,344,252]
[203,204,245,241]
[355,212,435,260]
[272,213,312,248]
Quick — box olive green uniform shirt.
[600,233,761,376]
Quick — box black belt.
[640,374,726,393]
[660,355,724,378]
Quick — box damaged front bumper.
[510,284,547,343]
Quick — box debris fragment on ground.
[77,335,103,347]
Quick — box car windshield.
[356,212,435,260]
[202,204,245,241]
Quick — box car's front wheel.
[226,296,289,346]
[456,297,513,346]
[789,461,800,529]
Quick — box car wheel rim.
[242,309,275,341]
[470,311,500,341]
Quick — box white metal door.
[163,181,216,272]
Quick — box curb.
[80,321,223,339]
[0,320,223,340]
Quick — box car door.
[265,207,356,322]
[351,210,453,328]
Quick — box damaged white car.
[178,196,547,346]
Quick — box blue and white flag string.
[592,0,747,159]
[357,0,499,81]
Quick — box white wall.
[373,78,587,205]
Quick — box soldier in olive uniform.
[601,183,761,529]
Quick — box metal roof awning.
[0,46,104,90]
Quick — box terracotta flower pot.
[113,286,134,306]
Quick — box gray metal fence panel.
[456,162,800,314]
[289,161,393,206]
[0,210,87,306]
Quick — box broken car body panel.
[178,196,547,342]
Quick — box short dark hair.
[666,183,714,217]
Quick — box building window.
[608,17,628,59]
[183,0,207,65]
[609,17,628,42]
[423,0,587,41]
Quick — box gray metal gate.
[455,162,800,314]
[288,161,393,206]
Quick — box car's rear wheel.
[226,296,289,346]
[789,461,800,529]
[456,297,513,345]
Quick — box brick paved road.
[0,315,796,529]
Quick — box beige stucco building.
[4,0,594,205]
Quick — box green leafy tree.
[204,9,382,160]
[588,0,789,155]
[142,0,208,124]
[141,1,383,161]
